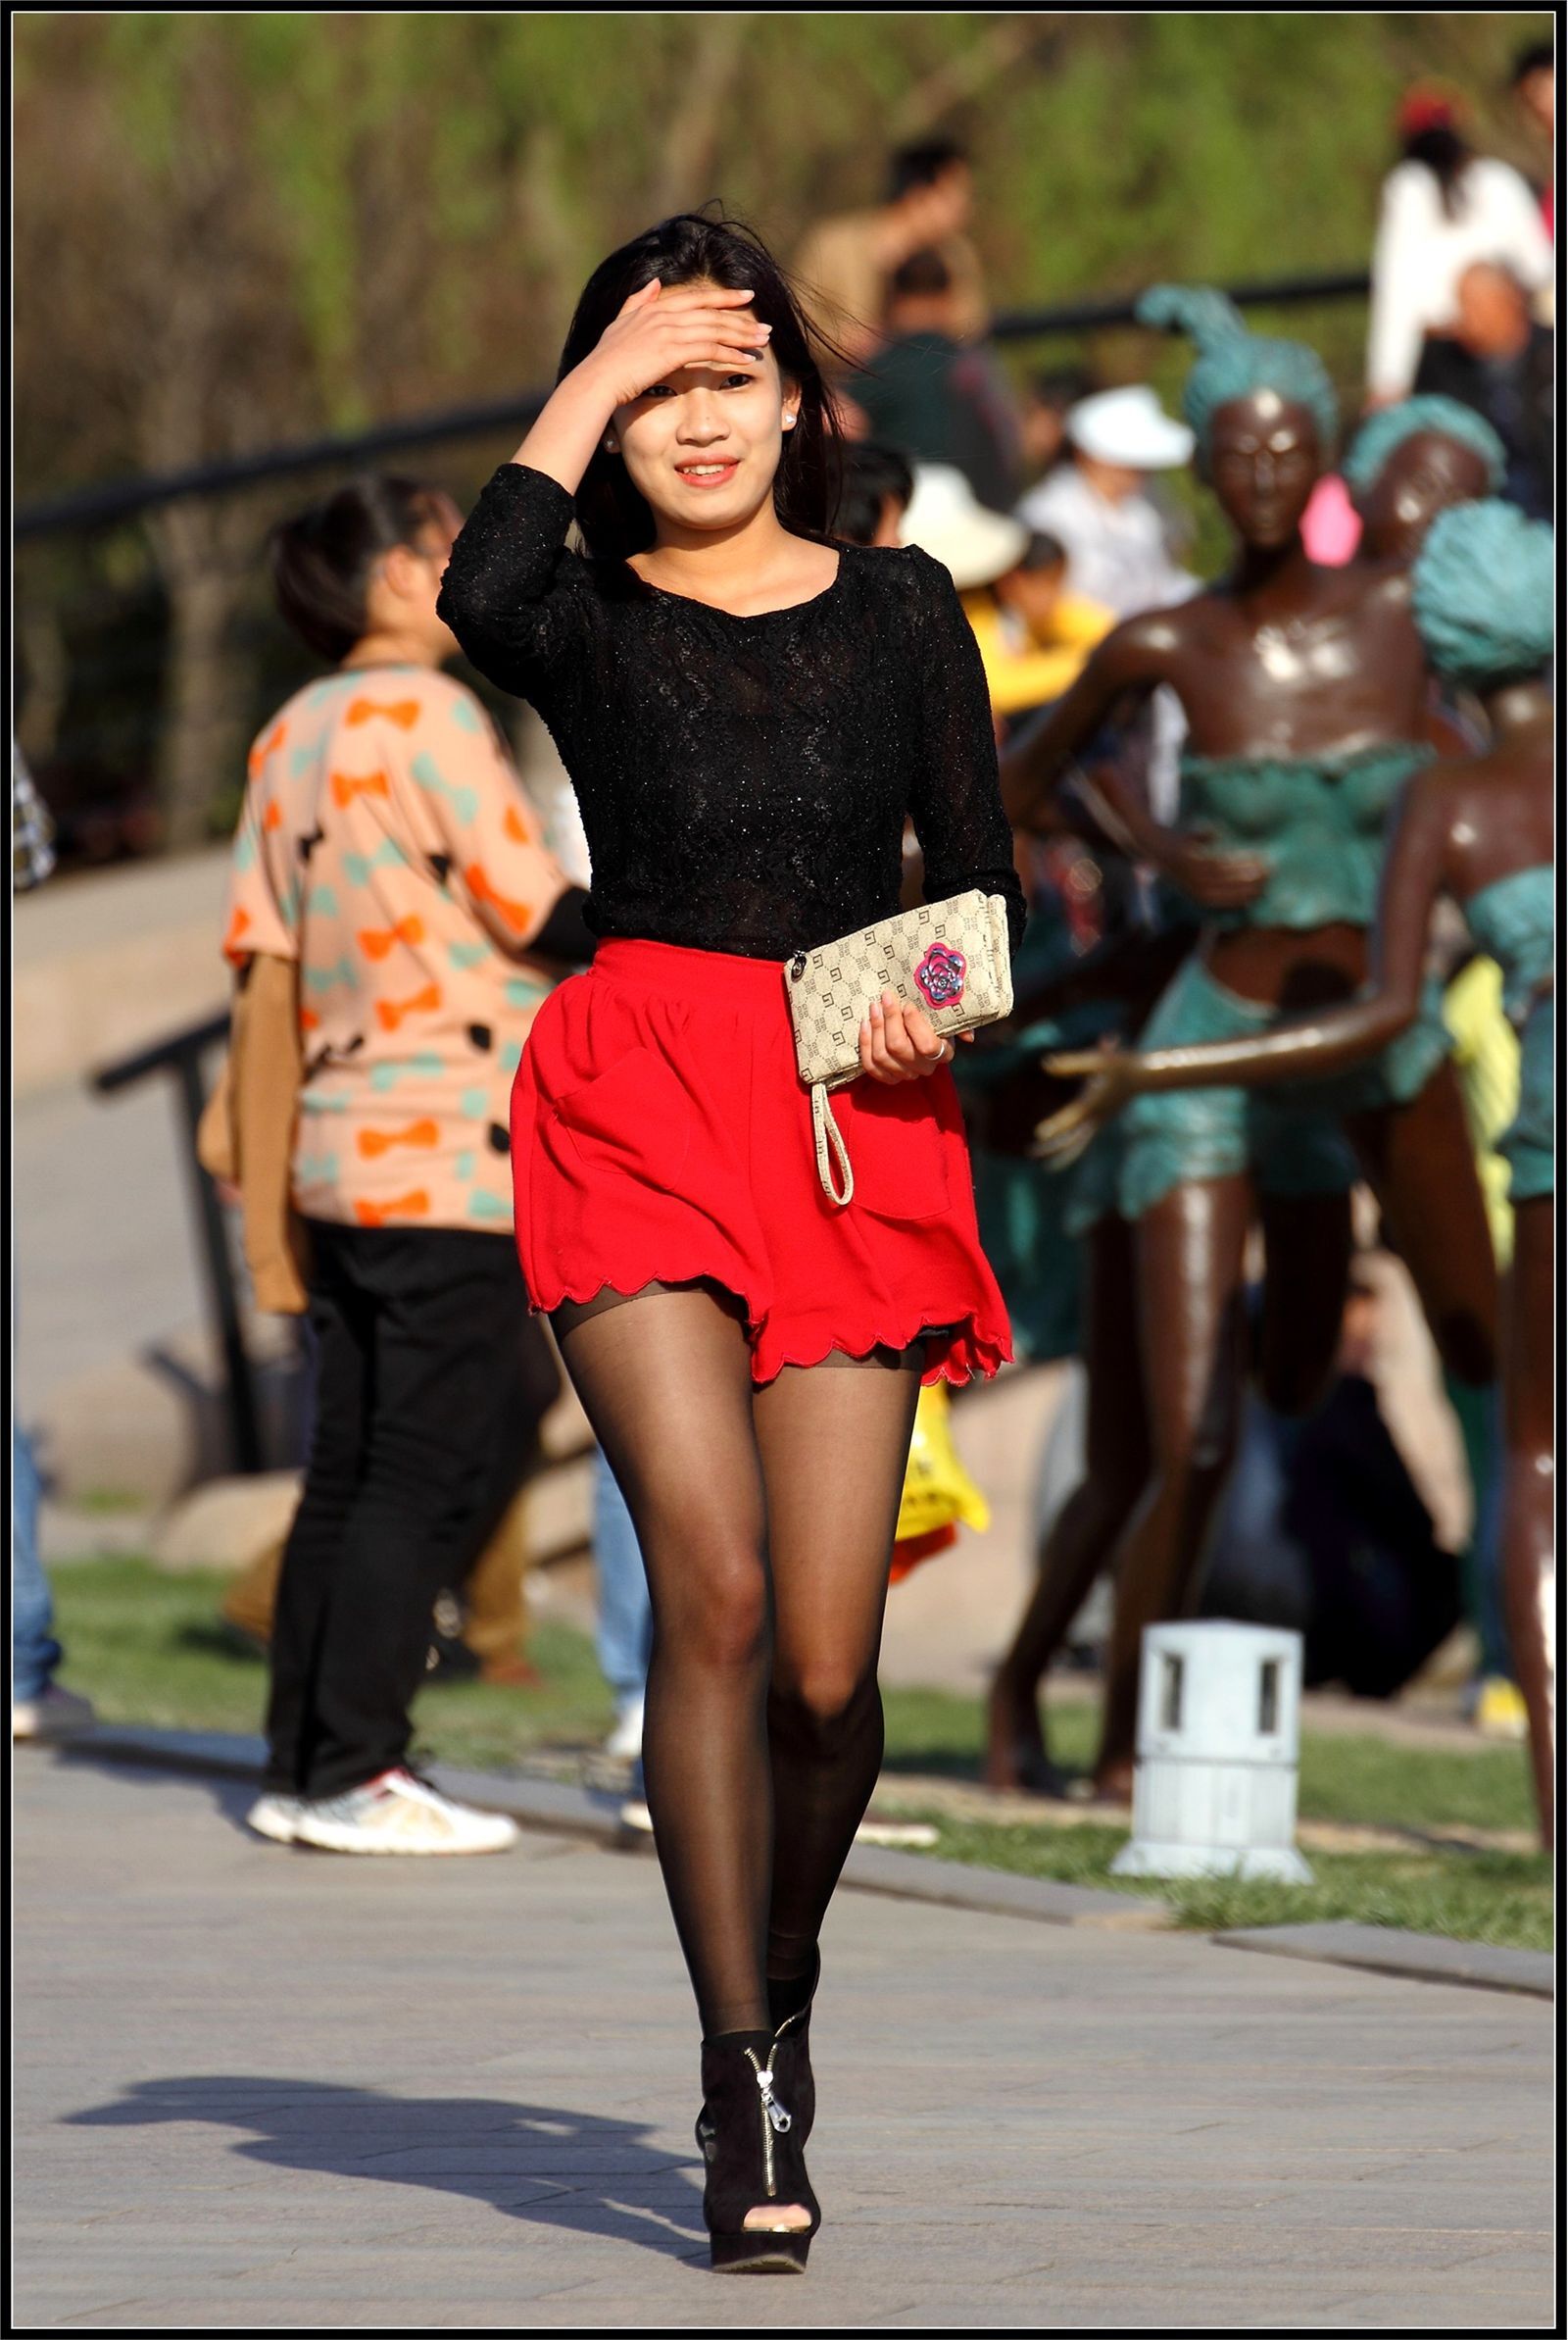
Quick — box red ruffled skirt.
[513,937,1014,1387]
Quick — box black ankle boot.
[696,2028,820,2273]
[766,1948,820,2146]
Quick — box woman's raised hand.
[580,278,772,413]
[858,990,972,1084]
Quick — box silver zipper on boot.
[744,2046,793,2196]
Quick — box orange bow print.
[357,1119,439,1160]
[247,721,286,776]
[346,699,421,731]
[359,915,425,961]
[465,861,533,934]
[374,982,441,1033]
[353,1190,432,1227]
[504,804,540,846]
[221,906,252,963]
[330,769,391,810]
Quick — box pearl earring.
[604,438,619,455]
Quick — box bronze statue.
[1046,500,1553,1839]
[998,290,1497,1797]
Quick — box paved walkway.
[15,1755,1552,2328]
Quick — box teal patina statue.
[992,289,1499,1800]
[1044,501,1552,1839]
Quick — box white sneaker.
[604,1693,646,1761]
[246,1792,307,1844]
[292,1768,519,1857]
[618,1796,654,1835]
[13,1684,96,1742]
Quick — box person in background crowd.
[793,136,984,366]
[1412,261,1554,520]
[847,251,1021,513]
[1366,84,1552,406]
[976,532,1114,723]
[12,748,97,1746]
[1510,39,1555,235]
[1018,383,1200,824]
[1197,1265,1462,1700]
[1017,363,1100,486]
[227,474,593,1857]
[833,440,914,548]
[1016,383,1197,620]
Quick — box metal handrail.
[15,265,1371,540]
[92,1010,265,1474]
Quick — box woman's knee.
[771,1660,878,1744]
[659,1541,770,1673]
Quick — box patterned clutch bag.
[784,889,1014,1207]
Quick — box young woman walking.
[224,474,592,1856]
[438,213,1024,2270]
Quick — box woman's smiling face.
[613,281,799,536]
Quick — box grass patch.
[51,1558,1549,1952]
[881,1681,1536,1838]
[51,1556,613,1767]
[906,1817,1552,1953]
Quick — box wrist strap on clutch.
[811,1083,855,1209]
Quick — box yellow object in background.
[961,587,1114,719]
[893,1381,991,1564]
[1443,955,1520,1269]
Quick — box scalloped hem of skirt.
[524,1267,1012,1389]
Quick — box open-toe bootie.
[696,2028,820,2273]
[766,1951,820,2146]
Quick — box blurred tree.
[13,9,1552,853]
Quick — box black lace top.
[438,465,1026,964]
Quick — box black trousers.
[266,1220,552,1799]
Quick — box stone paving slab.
[1213,1921,1554,2001]
[68,1726,1168,1932]
[14,1753,1554,2328]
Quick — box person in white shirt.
[1016,384,1197,621]
[1017,386,1200,821]
[1367,85,1553,406]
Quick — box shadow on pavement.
[68,2076,709,2265]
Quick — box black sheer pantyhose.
[550,1278,923,2038]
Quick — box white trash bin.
[1111,1619,1313,1884]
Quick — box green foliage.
[16,9,1555,478]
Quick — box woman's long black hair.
[558,210,843,562]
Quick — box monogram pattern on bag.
[784,890,1014,1087]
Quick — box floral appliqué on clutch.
[914,940,967,1011]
